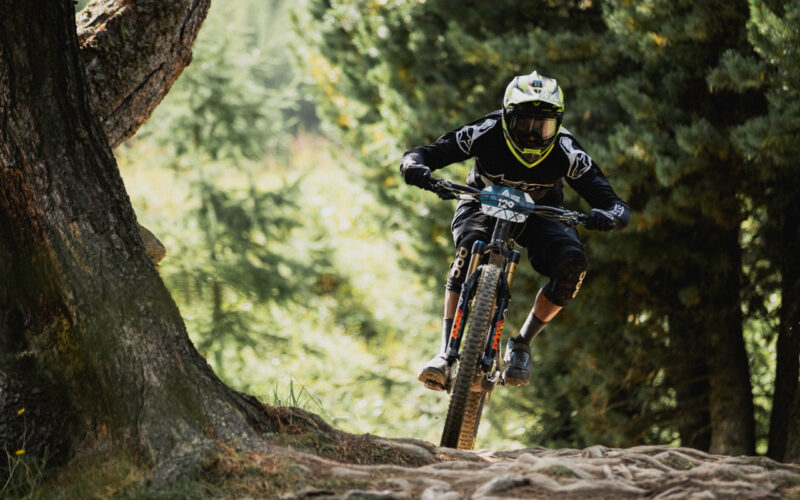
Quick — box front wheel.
[440,263,500,449]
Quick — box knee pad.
[542,250,588,307]
[445,245,471,293]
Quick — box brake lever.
[425,178,458,200]
[564,214,588,227]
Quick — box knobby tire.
[440,263,501,449]
[458,390,487,449]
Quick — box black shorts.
[451,198,585,278]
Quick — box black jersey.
[401,110,628,211]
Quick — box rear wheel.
[440,263,500,449]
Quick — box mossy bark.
[0,0,273,470]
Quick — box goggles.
[509,114,558,149]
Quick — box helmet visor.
[510,115,558,149]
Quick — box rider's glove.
[586,203,630,231]
[401,162,432,188]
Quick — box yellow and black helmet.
[501,71,565,167]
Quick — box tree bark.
[76,0,210,148]
[705,224,756,456]
[660,217,753,455]
[0,0,271,471]
[665,313,711,451]
[786,380,800,464]
[772,204,800,462]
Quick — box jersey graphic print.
[456,119,496,154]
[559,136,592,179]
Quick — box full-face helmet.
[501,71,564,167]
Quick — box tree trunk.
[661,217,753,455]
[705,224,756,456]
[786,381,800,464]
[0,0,271,472]
[772,204,800,462]
[665,313,711,451]
[77,0,211,148]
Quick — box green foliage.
[142,6,292,162]
[119,0,331,382]
[709,0,800,187]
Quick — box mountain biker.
[400,70,631,390]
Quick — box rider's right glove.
[401,162,432,188]
[586,203,631,231]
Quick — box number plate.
[479,186,535,223]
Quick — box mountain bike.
[422,177,588,450]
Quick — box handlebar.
[424,177,588,227]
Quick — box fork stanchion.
[467,240,486,277]
[504,250,521,290]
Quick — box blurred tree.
[709,0,800,461]
[128,0,346,376]
[601,0,758,455]
[125,0,390,386]
[144,1,296,161]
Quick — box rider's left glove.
[586,203,630,231]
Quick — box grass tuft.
[2,408,50,499]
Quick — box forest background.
[104,0,799,461]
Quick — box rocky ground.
[270,442,800,499]
[136,406,793,500]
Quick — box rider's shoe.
[503,336,531,386]
[418,354,448,391]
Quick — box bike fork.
[482,276,509,374]
[482,250,520,375]
[445,242,486,365]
